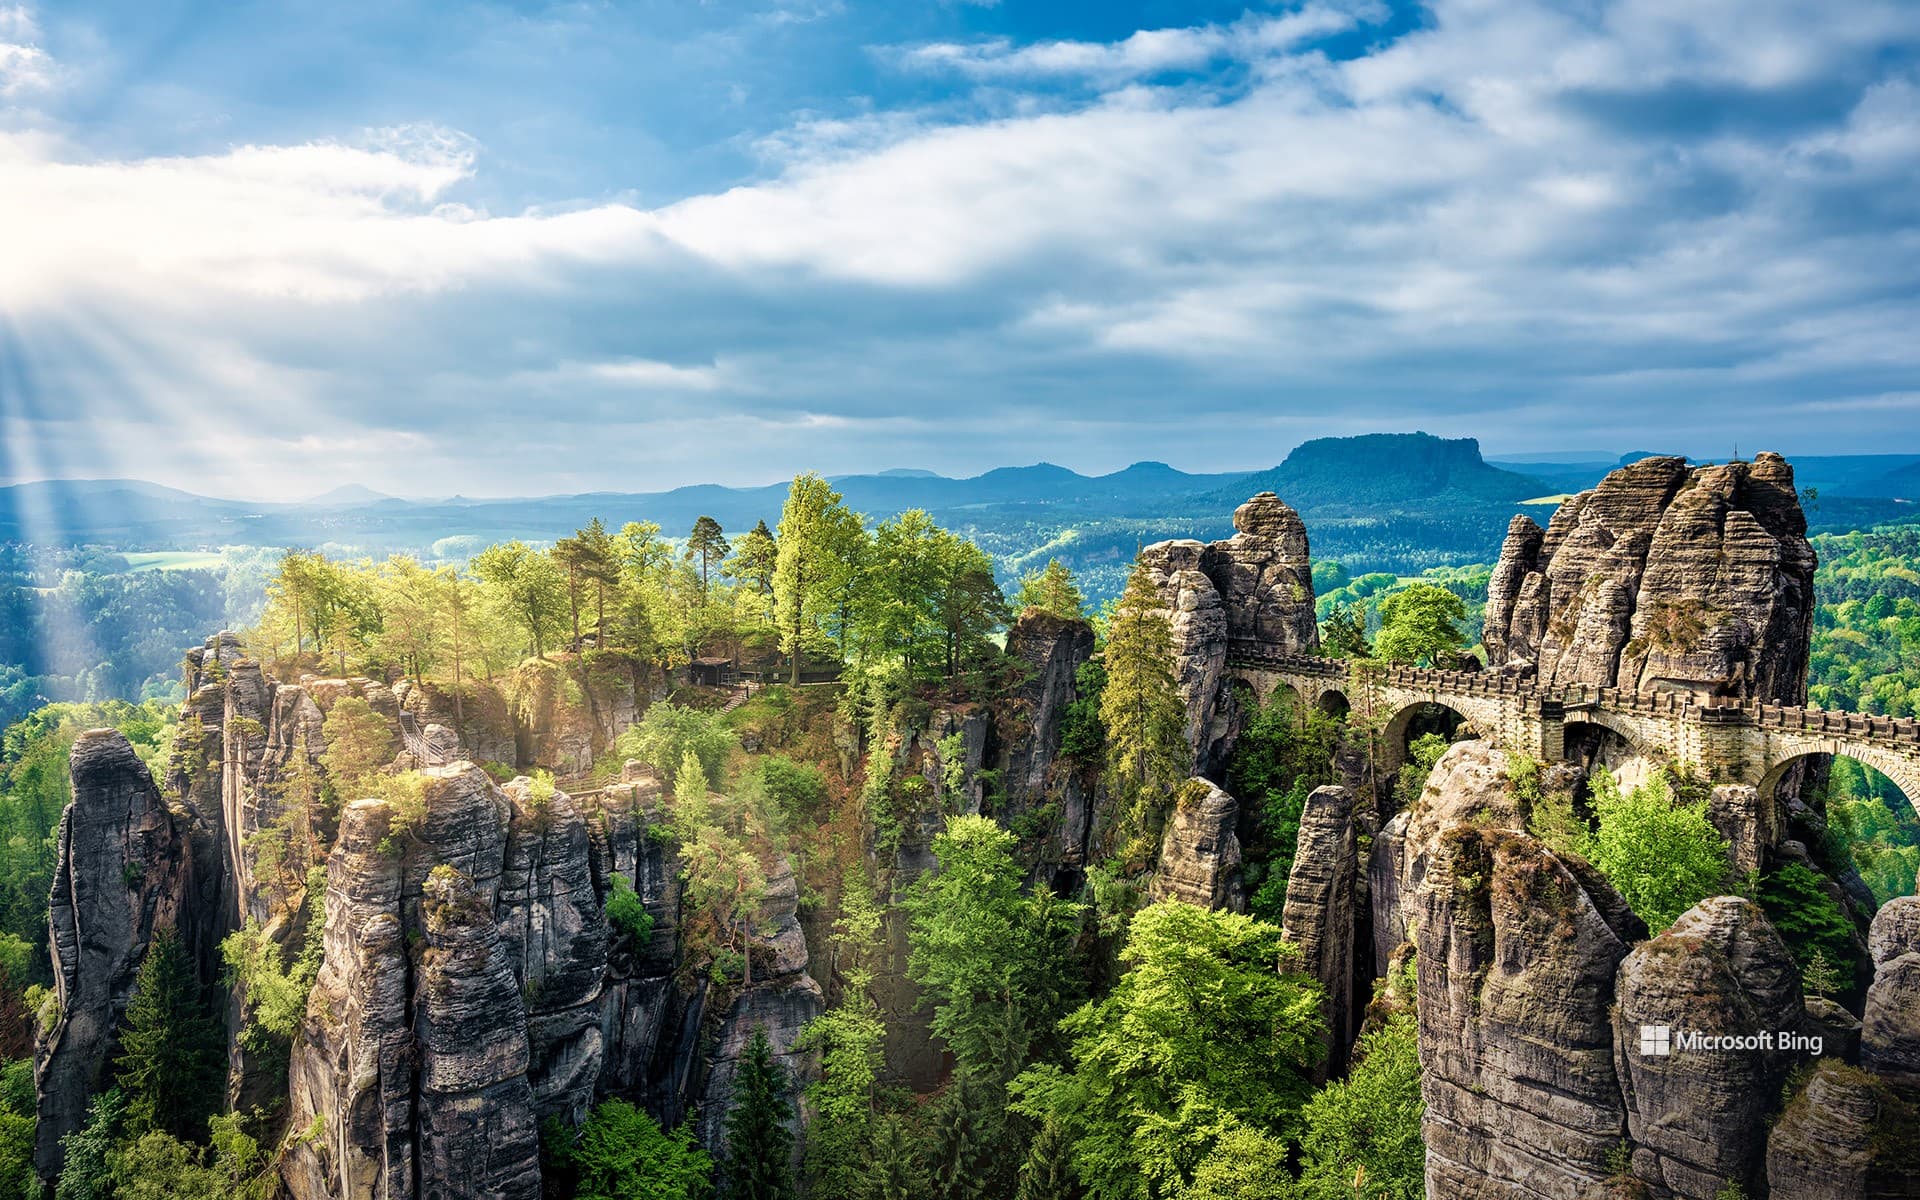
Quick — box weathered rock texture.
[1613,897,1810,1198]
[995,612,1098,875]
[1281,784,1358,1074]
[1863,895,1920,1092]
[1765,1061,1920,1198]
[1139,492,1318,776]
[33,730,196,1179]
[1407,742,1646,1200]
[1483,454,1815,704]
[1149,778,1245,912]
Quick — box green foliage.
[1293,1012,1425,1200]
[1820,756,1919,904]
[1099,566,1190,864]
[1059,658,1107,761]
[57,1088,128,1200]
[1180,1127,1292,1200]
[723,1029,796,1200]
[472,540,570,660]
[1807,526,1920,716]
[105,1115,277,1200]
[220,873,326,1049]
[748,756,829,824]
[114,930,223,1144]
[0,1059,35,1199]
[1374,582,1469,666]
[924,1070,1011,1200]
[1014,560,1087,622]
[1227,691,1339,924]
[795,994,885,1200]
[606,875,656,947]
[1014,1117,1077,1200]
[558,1099,713,1200]
[906,815,1082,1083]
[774,473,866,681]
[1583,771,1729,932]
[319,695,394,793]
[615,703,739,789]
[1393,732,1451,812]
[1010,901,1327,1200]
[1758,864,1859,995]
[862,1113,930,1200]
[1320,603,1371,659]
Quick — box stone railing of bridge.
[1223,643,1920,809]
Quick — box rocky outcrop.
[1863,895,1920,1091]
[1706,783,1775,877]
[1148,778,1244,911]
[996,612,1097,872]
[1483,454,1814,704]
[33,730,197,1180]
[1138,493,1318,776]
[1281,785,1358,1073]
[1765,1060,1920,1198]
[1407,742,1645,1200]
[1612,897,1809,1198]
[1368,810,1409,977]
[586,770,684,1102]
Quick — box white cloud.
[0,3,49,96]
[2,0,1919,495]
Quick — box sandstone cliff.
[1483,454,1815,703]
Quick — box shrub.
[1584,771,1729,931]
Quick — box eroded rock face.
[1612,897,1809,1198]
[34,730,196,1180]
[1765,1060,1920,1199]
[1863,896,1920,1091]
[1281,784,1357,1073]
[1138,493,1319,776]
[997,612,1097,871]
[1148,778,1244,912]
[1407,743,1646,1200]
[1483,454,1814,703]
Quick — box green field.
[122,551,227,572]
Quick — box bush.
[555,1099,712,1200]
[605,876,655,947]
[611,704,737,788]
[751,757,829,823]
[1758,863,1859,995]
[1294,1012,1425,1200]
[1583,771,1729,931]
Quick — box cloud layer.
[3,0,1919,497]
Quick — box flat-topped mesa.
[1483,453,1815,704]
[1138,492,1318,775]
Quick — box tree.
[1227,691,1338,922]
[114,930,223,1143]
[554,522,618,651]
[612,703,738,789]
[1294,1011,1425,1200]
[689,517,732,593]
[1374,583,1468,666]
[905,815,1080,1084]
[1014,1117,1077,1200]
[1098,566,1189,863]
[1013,560,1086,622]
[374,555,444,683]
[1582,770,1729,931]
[724,520,779,601]
[773,474,864,683]
[563,1099,713,1200]
[1180,1127,1292,1200]
[320,696,395,795]
[1321,602,1371,659]
[861,1114,929,1200]
[925,1071,1008,1200]
[1010,901,1327,1200]
[795,995,885,1200]
[472,541,569,660]
[723,1028,796,1200]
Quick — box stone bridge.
[1226,642,1920,811]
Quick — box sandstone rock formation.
[1863,895,1920,1091]
[33,730,196,1179]
[1612,896,1809,1198]
[1765,1059,1920,1198]
[996,612,1097,873]
[1138,492,1318,775]
[1281,784,1357,1074]
[1148,778,1244,911]
[1483,454,1815,704]
[1406,743,1646,1199]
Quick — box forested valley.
[0,458,1915,1200]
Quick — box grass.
[122,551,226,572]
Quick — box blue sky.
[2,0,1919,498]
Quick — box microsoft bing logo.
[1639,1025,1672,1057]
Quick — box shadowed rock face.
[1139,492,1319,776]
[997,612,1097,871]
[1864,896,1920,1092]
[1613,897,1810,1199]
[1765,1060,1920,1198]
[1281,784,1357,1075]
[33,729,195,1180]
[1483,454,1814,704]
[1149,778,1244,912]
[1405,743,1645,1200]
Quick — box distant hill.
[1212,433,1545,512]
[305,484,393,507]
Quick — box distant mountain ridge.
[1211,433,1546,511]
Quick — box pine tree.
[925,1072,1009,1200]
[861,1114,928,1200]
[689,517,732,592]
[114,929,223,1143]
[1097,564,1189,863]
[1014,1117,1077,1200]
[1013,560,1085,622]
[723,1028,796,1200]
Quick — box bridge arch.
[1757,743,1920,824]
[1380,699,1473,781]
[1315,688,1351,721]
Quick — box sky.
[2,0,1919,499]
